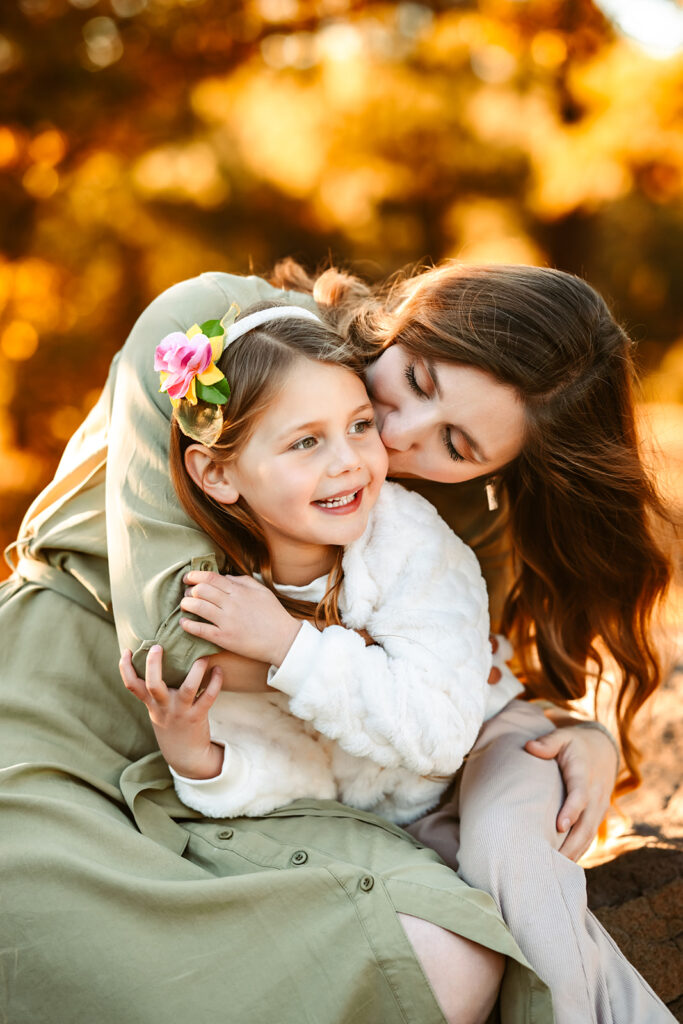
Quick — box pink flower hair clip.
[155,303,324,445]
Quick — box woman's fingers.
[525,731,585,832]
[555,782,588,834]
[524,731,563,761]
[558,812,595,861]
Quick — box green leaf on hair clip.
[196,378,231,404]
[200,319,225,339]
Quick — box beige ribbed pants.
[408,700,676,1024]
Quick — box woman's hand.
[119,645,224,780]
[181,571,302,666]
[525,724,618,861]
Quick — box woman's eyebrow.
[426,360,488,463]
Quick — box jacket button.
[217,828,233,840]
[291,850,308,866]
[360,875,374,892]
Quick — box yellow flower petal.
[159,370,170,393]
[185,377,198,405]
[197,363,225,386]
[186,324,202,340]
[210,334,224,362]
[170,396,180,409]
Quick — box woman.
[0,261,671,1023]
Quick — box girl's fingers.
[198,667,223,708]
[144,645,169,705]
[177,659,209,705]
[183,582,227,608]
[183,571,228,591]
[180,595,224,623]
[119,650,144,695]
[181,618,220,643]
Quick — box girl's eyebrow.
[278,402,374,441]
[425,360,488,463]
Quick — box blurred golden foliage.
[0,0,682,575]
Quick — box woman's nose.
[380,409,426,452]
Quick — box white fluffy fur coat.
[171,482,523,824]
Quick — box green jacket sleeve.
[105,271,318,686]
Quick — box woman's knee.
[398,913,504,1024]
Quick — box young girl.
[120,302,522,822]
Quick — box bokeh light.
[0,0,682,578]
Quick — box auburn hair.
[169,302,364,628]
[270,258,673,793]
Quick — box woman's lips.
[312,488,364,514]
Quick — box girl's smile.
[199,358,388,583]
[313,486,364,513]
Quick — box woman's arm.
[105,272,319,687]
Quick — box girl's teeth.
[317,491,357,508]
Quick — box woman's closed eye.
[405,362,465,462]
[404,363,428,400]
[443,428,464,462]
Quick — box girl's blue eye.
[350,418,375,435]
[404,363,428,399]
[292,436,317,450]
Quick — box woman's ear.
[184,445,240,505]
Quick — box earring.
[485,477,499,512]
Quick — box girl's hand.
[180,571,302,666]
[525,725,618,861]
[119,645,224,780]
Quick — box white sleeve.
[169,695,337,818]
[268,485,491,777]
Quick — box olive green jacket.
[7,272,511,687]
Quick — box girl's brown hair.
[271,258,672,793]
[170,302,363,627]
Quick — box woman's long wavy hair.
[169,302,363,628]
[270,258,673,793]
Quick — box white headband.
[221,305,324,348]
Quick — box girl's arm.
[181,486,505,778]
[119,645,336,818]
[119,646,224,779]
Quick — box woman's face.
[365,344,526,483]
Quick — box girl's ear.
[184,445,240,505]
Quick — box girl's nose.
[329,438,362,474]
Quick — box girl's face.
[365,344,526,483]
[225,358,388,568]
